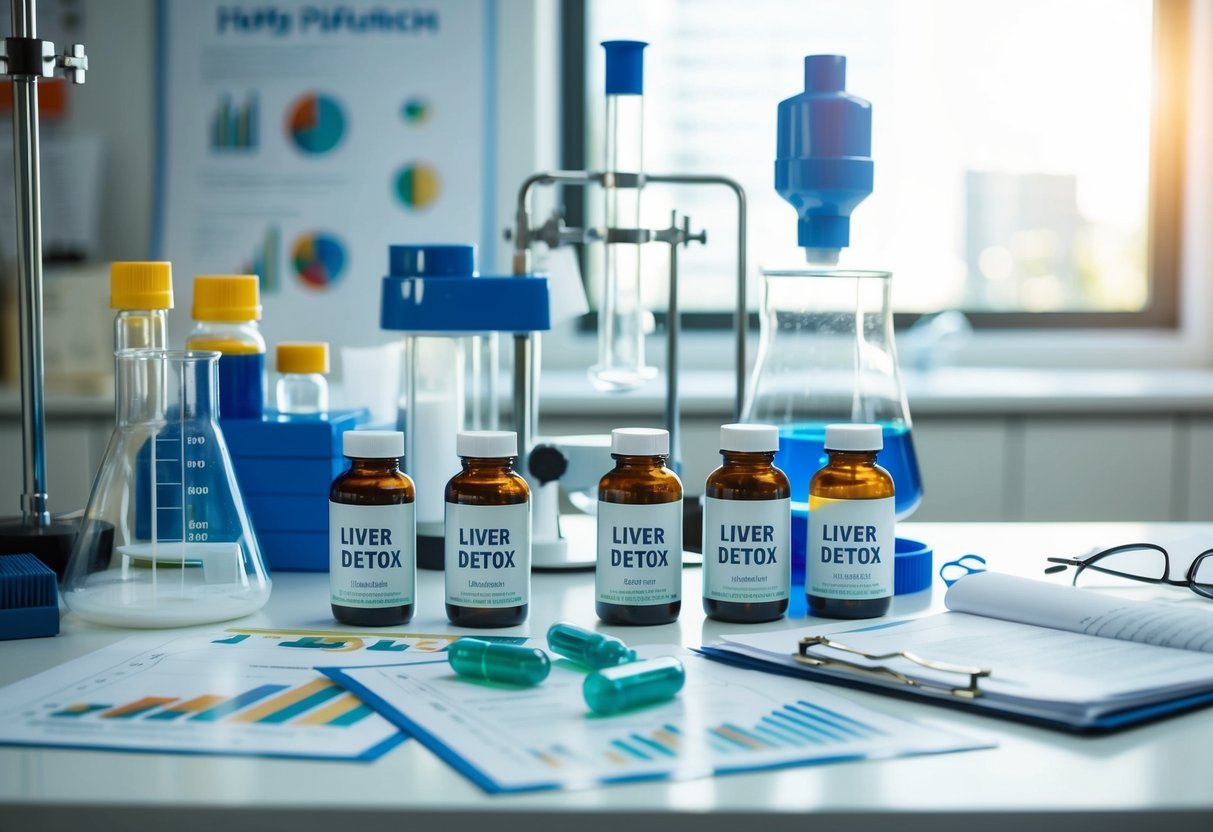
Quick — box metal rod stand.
[0,0,90,575]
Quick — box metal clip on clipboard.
[793,636,992,700]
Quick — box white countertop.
[2,521,1212,832]
[538,367,1213,416]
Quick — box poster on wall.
[156,0,494,350]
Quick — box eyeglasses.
[1044,543,1213,600]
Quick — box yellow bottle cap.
[192,275,262,322]
[110,262,174,310]
[276,341,330,374]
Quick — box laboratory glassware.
[111,261,173,352]
[806,423,896,619]
[444,430,529,628]
[187,275,266,420]
[275,341,330,414]
[63,349,271,627]
[595,428,682,626]
[590,40,656,393]
[743,268,923,560]
[329,430,415,626]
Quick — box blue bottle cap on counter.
[895,537,933,594]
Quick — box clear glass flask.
[743,269,923,558]
[63,350,271,628]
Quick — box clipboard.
[698,625,1213,735]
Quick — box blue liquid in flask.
[779,421,923,586]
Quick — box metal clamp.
[0,38,87,83]
[57,43,87,84]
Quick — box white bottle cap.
[720,423,779,452]
[457,430,518,458]
[824,423,883,452]
[343,430,404,459]
[611,427,669,456]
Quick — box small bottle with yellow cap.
[275,341,329,415]
[110,261,173,352]
[186,275,266,420]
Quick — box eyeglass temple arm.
[1044,557,1082,574]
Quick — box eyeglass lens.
[1191,552,1213,598]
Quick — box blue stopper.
[389,244,476,278]
[775,54,874,254]
[602,40,647,96]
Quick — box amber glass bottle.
[807,424,895,619]
[702,424,791,623]
[596,428,683,626]
[329,430,416,626]
[445,431,530,628]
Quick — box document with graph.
[0,627,476,760]
[325,645,992,792]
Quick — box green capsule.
[448,638,550,686]
[583,656,685,715]
[547,621,637,669]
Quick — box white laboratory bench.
[5,367,1213,523]
[2,521,1212,832]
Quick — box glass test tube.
[590,40,655,393]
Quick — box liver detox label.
[445,502,530,608]
[596,500,683,606]
[702,496,790,603]
[806,496,894,601]
[329,502,416,608]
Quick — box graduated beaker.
[63,350,271,627]
[743,269,923,560]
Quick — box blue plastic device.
[380,244,551,334]
[775,55,874,260]
[0,554,59,640]
[602,40,647,95]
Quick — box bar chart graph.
[332,650,990,792]
[210,92,259,151]
[529,700,887,770]
[0,628,459,759]
[51,680,371,728]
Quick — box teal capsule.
[448,638,551,686]
[583,656,685,715]
[547,621,637,669]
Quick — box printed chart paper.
[326,645,992,792]
[0,628,480,760]
[157,0,492,349]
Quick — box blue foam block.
[0,554,59,640]
[222,409,367,459]
[246,494,330,533]
[233,457,347,495]
[258,531,328,572]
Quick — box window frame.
[561,0,1188,333]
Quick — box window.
[571,0,1187,329]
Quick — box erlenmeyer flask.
[743,269,923,558]
[64,350,271,627]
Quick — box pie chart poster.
[156,0,492,349]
